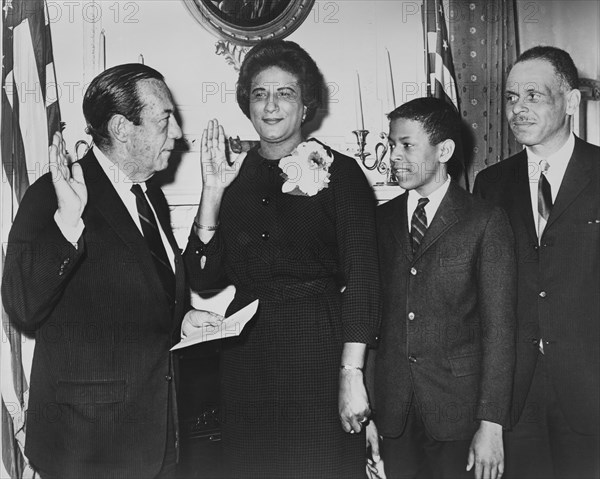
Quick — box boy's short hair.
[388,97,460,145]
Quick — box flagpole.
[45,0,62,129]
[422,0,430,97]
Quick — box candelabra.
[352,129,372,168]
[352,129,395,181]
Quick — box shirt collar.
[407,175,451,221]
[526,132,575,178]
[94,146,147,194]
[408,175,451,203]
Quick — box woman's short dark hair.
[83,63,164,149]
[517,46,579,90]
[388,97,460,146]
[236,40,325,123]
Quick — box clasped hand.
[338,368,370,434]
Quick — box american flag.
[1,1,61,477]
[423,0,459,110]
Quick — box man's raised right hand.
[49,131,87,228]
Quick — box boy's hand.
[366,420,387,479]
[467,420,504,479]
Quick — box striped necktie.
[131,184,175,303]
[411,197,430,253]
[537,159,552,238]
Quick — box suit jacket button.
[408,312,415,321]
[165,375,172,381]
[539,291,547,298]
[261,196,271,206]
[261,231,270,240]
[410,267,417,276]
[408,355,417,363]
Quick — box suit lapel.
[80,153,173,321]
[146,184,186,328]
[545,137,593,231]
[146,184,180,259]
[384,193,413,261]
[413,182,461,263]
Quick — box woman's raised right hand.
[200,119,246,189]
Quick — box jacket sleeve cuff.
[476,401,510,428]
[343,322,379,347]
[186,228,222,259]
[54,211,84,248]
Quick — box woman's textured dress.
[185,146,380,478]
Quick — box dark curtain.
[448,0,521,190]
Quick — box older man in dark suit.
[2,64,201,478]
[474,46,600,479]
[366,98,516,479]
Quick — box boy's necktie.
[411,197,430,253]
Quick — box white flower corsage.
[279,139,334,197]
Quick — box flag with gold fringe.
[2,1,61,477]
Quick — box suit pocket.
[573,219,600,234]
[56,380,126,404]
[448,354,481,378]
[438,241,475,268]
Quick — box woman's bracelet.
[194,220,219,231]
[340,364,363,372]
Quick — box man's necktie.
[411,197,430,253]
[131,184,175,302]
[537,159,552,237]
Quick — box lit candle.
[99,29,106,71]
[387,48,396,109]
[356,71,365,131]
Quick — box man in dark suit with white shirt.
[2,64,194,478]
[474,46,600,479]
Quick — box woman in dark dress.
[184,40,380,478]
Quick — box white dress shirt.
[407,175,452,231]
[526,133,575,233]
[56,147,175,270]
[525,134,574,353]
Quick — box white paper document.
[170,300,259,351]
